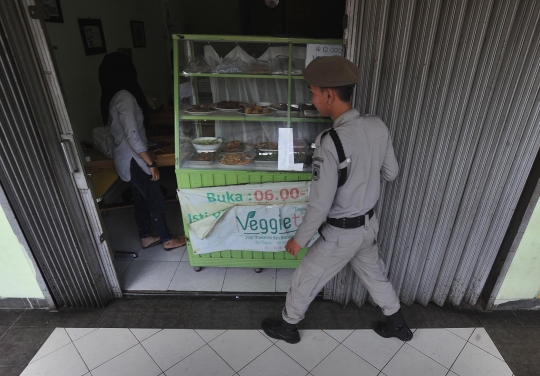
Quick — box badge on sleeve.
[313,163,321,181]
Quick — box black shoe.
[373,309,413,341]
[261,319,301,344]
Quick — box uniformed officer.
[262,56,413,344]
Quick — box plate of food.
[191,137,222,152]
[269,103,300,114]
[255,152,278,165]
[220,140,245,153]
[256,142,278,152]
[188,151,215,166]
[211,101,248,111]
[217,152,255,167]
[238,103,273,116]
[183,104,216,115]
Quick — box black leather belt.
[327,209,375,229]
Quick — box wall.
[0,191,44,301]
[45,0,170,142]
[495,197,540,305]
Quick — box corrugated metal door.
[326,0,540,308]
[0,0,121,308]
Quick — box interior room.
[43,0,346,295]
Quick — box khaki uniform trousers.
[283,214,401,324]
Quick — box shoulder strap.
[321,128,348,187]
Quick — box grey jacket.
[294,109,399,247]
[109,90,150,181]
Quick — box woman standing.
[99,52,185,250]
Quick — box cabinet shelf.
[179,112,332,123]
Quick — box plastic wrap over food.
[214,57,248,73]
[184,56,213,73]
[270,55,303,75]
[246,59,271,74]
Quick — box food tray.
[256,142,279,152]
[216,151,255,168]
[183,105,216,115]
[220,141,246,153]
[188,151,215,166]
[210,101,248,111]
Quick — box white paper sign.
[178,182,319,253]
[278,128,304,171]
[305,44,344,67]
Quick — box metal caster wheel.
[254,268,262,273]
[194,267,202,272]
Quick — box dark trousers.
[129,158,172,242]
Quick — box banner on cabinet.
[178,182,318,254]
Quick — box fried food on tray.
[191,152,215,161]
[185,104,213,112]
[222,140,244,152]
[218,153,254,165]
[256,142,278,150]
[242,103,270,114]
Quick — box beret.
[303,56,359,87]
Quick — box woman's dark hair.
[99,52,149,125]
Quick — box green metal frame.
[173,34,342,268]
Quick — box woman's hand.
[149,166,160,181]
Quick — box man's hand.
[285,237,301,258]
[149,166,160,181]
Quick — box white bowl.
[256,102,272,108]
[191,137,222,152]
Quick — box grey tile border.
[0,327,55,367]
[14,308,103,328]
[0,366,26,376]
[183,300,234,329]
[229,301,277,329]
[400,303,447,329]
[484,326,540,365]
[94,299,153,328]
[138,299,192,329]
[513,310,540,327]
[475,310,522,328]
[440,304,482,328]
[0,310,25,327]
[506,361,540,376]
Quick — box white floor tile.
[141,329,205,371]
[114,261,132,278]
[311,344,379,376]
[195,329,226,343]
[66,328,98,342]
[73,328,138,370]
[382,344,447,376]
[258,329,279,343]
[447,372,459,376]
[451,343,512,376]
[468,328,504,360]
[276,330,339,371]
[323,329,354,343]
[165,344,235,376]
[181,249,190,262]
[168,262,227,291]
[208,330,273,371]
[408,328,466,368]
[137,244,186,262]
[130,329,162,342]
[21,343,88,376]
[446,328,474,341]
[221,268,276,292]
[121,260,179,291]
[276,268,295,292]
[109,235,141,254]
[30,328,72,363]
[91,344,161,376]
[342,329,404,370]
[238,345,307,376]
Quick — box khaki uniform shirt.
[294,109,399,247]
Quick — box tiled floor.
[107,205,295,292]
[17,327,516,376]
[2,300,540,375]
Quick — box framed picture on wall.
[130,20,146,48]
[43,0,64,23]
[78,19,107,55]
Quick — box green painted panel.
[250,175,262,184]
[201,173,214,187]
[238,175,250,184]
[226,175,238,185]
[190,173,203,188]
[262,175,274,183]
[231,250,243,258]
[213,174,226,186]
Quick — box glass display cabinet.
[173,34,342,270]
